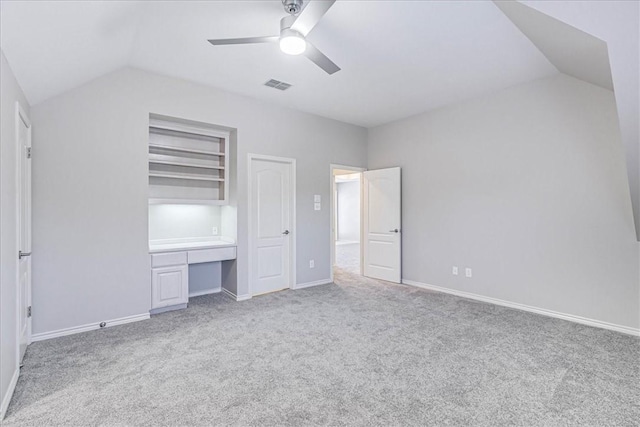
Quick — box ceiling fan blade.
[304,42,340,75]
[291,0,336,36]
[208,36,278,46]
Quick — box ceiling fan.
[208,0,340,75]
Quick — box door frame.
[15,100,32,358]
[329,164,365,283]
[247,153,297,296]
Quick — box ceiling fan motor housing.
[280,15,297,33]
[282,0,303,15]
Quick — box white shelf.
[149,171,224,182]
[149,142,225,156]
[149,123,229,140]
[148,153,224,170]
[148,116,230,205]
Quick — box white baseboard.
[0,368,19,420]
[402,279,640,337]
[293,279,332,290]
[189,288,221,297]
[221,288,236,300]
[31,313,150,342]
[222,288,251,302]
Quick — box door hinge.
[27,306,31,317]
[26,147,32,159]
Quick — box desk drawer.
[188,247,236,264]
[151,251,187,267]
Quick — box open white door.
[363,167,401,283]
[249,155,295,296]
[17,102,32,362]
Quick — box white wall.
[368,74,640,330]
[336,180,360,242]
[149,205,221,241]
[0,50,30,418]
[30,67,367,335]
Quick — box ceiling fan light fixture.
[279,30,306,55]
[208,1,340,74]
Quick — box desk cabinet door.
[152,265,188,309]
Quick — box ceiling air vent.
[264,79,292,91]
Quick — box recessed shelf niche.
[148,115,230,205]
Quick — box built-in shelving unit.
[148,116,230,205]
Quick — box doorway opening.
[331,165,402,284]
[331,165,364,279]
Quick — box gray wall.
[337,181,360,242]
[368,74,640,329]
[0,50,30,416]
[189,262,221,296]
[31,67,367,335]
[521,0,640,241]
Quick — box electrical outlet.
[309,260,315,268]
[452,266,458,275]
[314,202,321,211]
[212,227,218,235]
[465,268,472,278]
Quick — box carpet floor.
[5,268,639,426]
[335,242,360,274]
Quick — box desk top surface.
[149,237,236,254]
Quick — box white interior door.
[17,103,32,362]
[363,167,401,283]
[250,156,294,296]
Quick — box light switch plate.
[314,202,321,211]
[314,195,321,203]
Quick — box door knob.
[19,251,31,259]
[282,230,290,235]
[389,229,400,233]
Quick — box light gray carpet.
[5,268,639,426]
[335,242,360,274]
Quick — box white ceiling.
[495,1,613,91]
[0,0,558,127]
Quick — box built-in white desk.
[149,237,236,314]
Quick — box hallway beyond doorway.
[332,165,363,278]
[335,241,360,274]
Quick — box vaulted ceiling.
[1,0,558,127]
[1,0,638,239]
